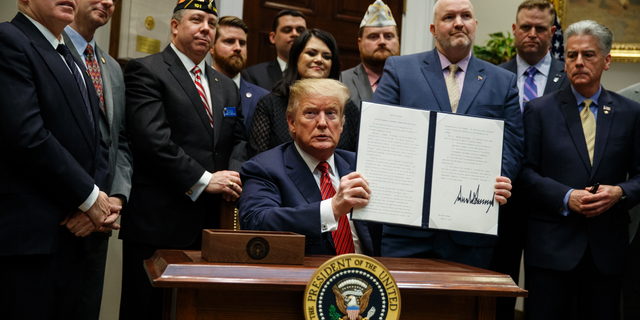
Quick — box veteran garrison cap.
[174,0,218,16]
[360,0,396,28]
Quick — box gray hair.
[172,9,188,23]
[564,20,613,55]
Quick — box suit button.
[187,190,193,195]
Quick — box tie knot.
[85,44,94,59]
[317,161,330,175]
[525,66,537,77]
[56,43,71,56]
[583,98,593,108]
[448,64,459,74]
[192,66,202,75]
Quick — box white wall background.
[0,0,638,319]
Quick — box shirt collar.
[437,49,472,72]
[515,52,551,77]
[277,56,287,73]
[571,85,603,107]
[23,13,62,49]
[231,73,241,89]
[64,25,96,56]
[294,142,337,177]
[362,63,381,87]
[170,42,206,76]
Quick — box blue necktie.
[56,43,94,128]
[522,66,538,112]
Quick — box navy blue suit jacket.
[0,13,109,255]
[498,56,569,96]
[242,59,282,91]
[240,78,269,137]
[372,48,524,248]
[238,142,375,256]
[520,86,640,275]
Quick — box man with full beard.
[211,16,268,136]
[341,0,400,107]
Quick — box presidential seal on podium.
[304,254,400,320]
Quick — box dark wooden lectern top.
[146,250,526,297]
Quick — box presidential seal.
[304,254,400,320]
[246,236,269,260]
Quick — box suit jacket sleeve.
[501,73,524,181]
[0,24,95,206]
[124,58,206,192]
[103,51,133,201]
[238,158,322,235]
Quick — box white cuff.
[79,185,99,212]
[186,171,212,202]
[320,198,339,233]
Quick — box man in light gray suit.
[341,0,399,107]
[62,0,133,318]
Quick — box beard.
[213,52,246,76]
[360,48,396,68]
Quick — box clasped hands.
[569,185,623,218]
[60,191,122,237]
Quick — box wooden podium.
[145,250,527,320]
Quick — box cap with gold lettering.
[174,0,217,16]
[360,0,396,28]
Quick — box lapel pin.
[478,76,483,81]
[101,57,106,64]
[246,92,252,98]
[603,106,611,114]
[553,75,560,82]
[214,78,218,82]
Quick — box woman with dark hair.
[248,29,359,156]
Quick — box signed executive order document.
[352,102,504,235]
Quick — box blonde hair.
[286,78,350,119]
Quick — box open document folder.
[352,101,504,235]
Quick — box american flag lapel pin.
[603,106,611,114]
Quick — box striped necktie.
[57,43,94,128]
[317,161,355,255]
[191,66,214,129]
[522,66,538,111]
[580,99,596,166]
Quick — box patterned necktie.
[446,64,460,113]
[317,161,355,255]
[522,66,538,111]
[56,43,94,128]
[580,99,596,166]
[191,66,214,129]
[84,44,104,113]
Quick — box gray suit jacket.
[341,63,373,107]
[62,32,133,201]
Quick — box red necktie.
[317,161,355,255]
[191,66,214,129]
[84,44,104,113]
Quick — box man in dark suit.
[239,79,375,256]
[118,1,247,319]
[0,0,112,318]
[61,0,133,318]
[342,0,399,107]
[242,9,307,91]
[372,0,521,269]
[520,20,640,320]
[492,1,570,318]
[210,16,269,136]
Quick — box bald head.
[431,0,478,63]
